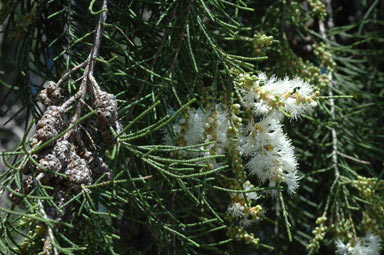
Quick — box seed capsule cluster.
[89,155,112,181]
[37,81,62,106]
[54,140,72,161]
[14,76,117,221]
[94,91,119,144]
[34,137,93,185]
[95,91,118,124]
[65,151,92,185]
[31,106,65,147]
[33,140,72,181]
[39,153,61,172]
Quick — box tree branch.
[63,0,108,139]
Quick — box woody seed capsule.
[45,81,57,94]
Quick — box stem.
[88,0,108,96]
[56,60,88,88]
[319,0,339,179]
[38,199,58,255]
[63,0,108,139]
[337,151,370,165]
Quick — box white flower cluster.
[164,72,317,196]
[164,105,231,158]
[236,73,317,194]
[335,233,382,255]
[227,181,262,226]
[238,72,317,119]
[239,114,299,194]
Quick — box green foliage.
[0,0,383,255]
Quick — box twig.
[88,0,108,95]
[337,152,370,165]
[88,74,101,96]
[63,0,108,138]
[114,25,134,46]
[38,199,58,255]
[89,0,108,61]
[63,66,90,140]
[36,172,45,182]
[312,3,339,244]
[61,75,87,110]
[348,214,358,241]
[56,60,88,88]
[319,0,339,178]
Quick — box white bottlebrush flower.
[246,153,276,183]
[163,123,181,146]
[164,106,232,158]
[282,170,300,194]
[227,202,244,218]
[253,101,274,117]
[238,133,258,157]
[242,180,260,201]
[335,233,382,255]
[162,107,209,152]
[335,239,350,255]
[184,108,210,146]
[354,233,382,255]
[215,106,230,152]
[240,73,317,119]
[278,139,298,171]
[238,114,282,157]
[281,77,316,119]
[241,114,299,194]
[239,218,254,227]
[227,181,261,227]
